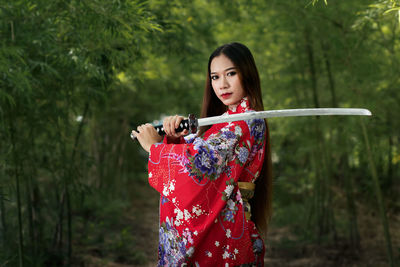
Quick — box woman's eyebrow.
[210,67,236,75]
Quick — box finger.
[163,117,170,136]
[137,124,147,135]
[145,123,157,134]
[163,117,169,135]
[175,129,188,138]
[168,117,175,136]
[171,116,179,135]
[174,115,181,130]
[174,115,183,134]
[131,130,138,139]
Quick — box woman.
[132,42,273,266]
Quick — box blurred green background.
[1,0,399,266]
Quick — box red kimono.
[148,97,266,266]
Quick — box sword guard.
[188,114,198,134]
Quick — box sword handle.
[130,114,198,140]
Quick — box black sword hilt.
[130,114,198,140]
[154,114,198,136]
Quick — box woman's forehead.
[210,55,235,73]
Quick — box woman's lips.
[221,93,232,99]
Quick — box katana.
[130,108,372,140]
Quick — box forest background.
[1,0,399,266]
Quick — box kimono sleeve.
[162,135,185,144]
[148,119,265,228]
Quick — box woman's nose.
[219,75,229,89]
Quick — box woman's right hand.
[163,115,189,139]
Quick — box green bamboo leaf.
[383,7,400,14]
[368,4,386,9]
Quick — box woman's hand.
[131,123,163,153]
[163,115,189,140]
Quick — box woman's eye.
[211,75,218,80]
[227,71,236,76]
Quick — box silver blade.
[197,108,372,127]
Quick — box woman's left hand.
[131,123,163,153]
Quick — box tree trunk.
[53,190,65,253]
[360,119,394,267]
[305,28,337,242]
[321,41,337,108]
[322,40,355,246]
[10,120,24,267]
[0,184,6,249]
[387,114,393,185]
[26,174,35,261]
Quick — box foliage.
[0,0,399,266]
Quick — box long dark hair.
[198,42,273,234]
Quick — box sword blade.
[197,108,372,127]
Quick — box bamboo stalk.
[344,163,360,249]
[15,165,23,267]
[0,184,6,248]
[360,118,394,267]
[10,121,24,267]
[322,41,356,246]
[67,189,71,267]
[28,125,41,261]
[26,174,35,262]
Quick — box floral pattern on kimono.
[148,97,267,266]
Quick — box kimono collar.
[227,97,250,114]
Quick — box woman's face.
[210,54,246,109]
